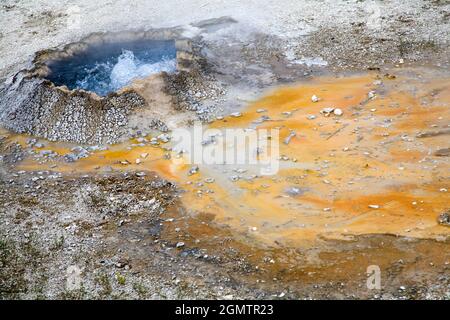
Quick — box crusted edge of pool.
[0,29,206,144]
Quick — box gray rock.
[176,242,185,248]
[188,165,199,176]
[285,186,307,197]
[284,131,296,145]
[437,211,450,226]
[434,148,450,157]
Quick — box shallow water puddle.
[180,71,450,246]
[11,69,450,248]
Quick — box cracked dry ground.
[0,67,449,299]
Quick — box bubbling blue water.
[46,40,177,96]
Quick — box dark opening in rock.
[46,40,177,96]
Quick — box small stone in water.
[229,175,239,182]
[158,133,171,143]
[437,211,450,226]
[320,107,335,116]
[311,95,320,103]
[176,242,185,248]
[284,131,296,145]
[285,186,306,196]
[188,166,199,176]
[204,177,215,183]
[373,80,382,85]
[368,204,380,209]
[333,108,343,116]
[230,112,242,117]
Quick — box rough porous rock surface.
[0,77,145,144]
[438,210,450,227]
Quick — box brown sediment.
[154,198,449,296]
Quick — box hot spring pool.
[46,40,177,96]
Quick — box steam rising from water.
[46,40,177,96]
[75,50,176,96]
[110,51,176,90]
